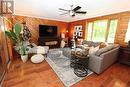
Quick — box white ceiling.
[14,0,130,22]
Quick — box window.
[86,22,93,41]
[92,20,107,42]
[125,19,130,42]
[86,19,118,43]
[107,19,118,43]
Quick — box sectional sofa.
[82,41,120,74]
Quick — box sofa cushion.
[99,42,108,49]
[76,44,89,49]
[89,46,99,55]
[91,42,102,47]
[95,45,114,56]
[82,41,92,46]
[76,38,83,45]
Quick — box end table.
[70,51,89,77]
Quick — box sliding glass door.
[0,17,5,83]
[0,17,10,83]
[0,54,4,83]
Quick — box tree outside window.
[86,19,118,43]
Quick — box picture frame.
[74,25,83,37]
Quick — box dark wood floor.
[2,58,130,87]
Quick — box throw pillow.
[83,44,89,48]
[76,44,89,50]
[82,48,89,56]
[76,38,83,45]
[99,42,108,49]
[89,46,99,55]
[60,40,65,48]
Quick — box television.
[39,25,57,37]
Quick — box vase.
[21,55,28,63]
[71,38,76,49]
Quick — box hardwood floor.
[2,57,130,87]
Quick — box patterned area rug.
[46,48,93,87]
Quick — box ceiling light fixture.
[59,5,87,17]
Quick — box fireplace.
[38,37,61,48]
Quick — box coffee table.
[70,51,89,77]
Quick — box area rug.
[46,48,93,87]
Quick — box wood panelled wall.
[13,11,130,46]
[13,15,68,44]
[68,11,130,46]
[4,11,130,60]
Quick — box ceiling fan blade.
[59,8,69,11]
[60,12,68,15]
[73,6,81,11]
[76,11,87,14]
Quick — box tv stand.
[38,37,61,48]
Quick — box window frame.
[107,19,118,43]
[86,18,118,43]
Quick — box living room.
[0,0,130,87]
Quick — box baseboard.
[0,61,11,87]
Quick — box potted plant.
[5,22,28,63]
[19,42,28,62]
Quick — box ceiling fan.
[59,5,87,17]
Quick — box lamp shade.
[61,33,65,38]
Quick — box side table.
[70,51,89,77]
[118,47,130,65]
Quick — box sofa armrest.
[99,47,119,73]
[100,47,119,58]
[88,54,103,74]
[89,47,119,74]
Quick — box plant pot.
[21,55,28,63]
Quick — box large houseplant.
[5,22,28,63]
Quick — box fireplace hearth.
[38,37,61,48]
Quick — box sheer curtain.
[125,20,130,42]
